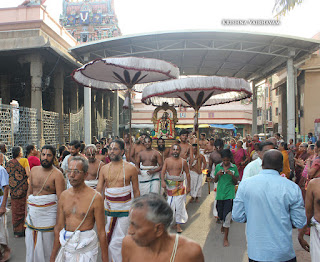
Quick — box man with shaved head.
[233,150,306,262]
[84,144,105,189]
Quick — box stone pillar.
[70,83,79,113]
[107,94,111,118]
[84,87,91,144]
[98,92,104,138]
[54,68,65,145]
[103,93,108,119]
[0,75,10,104]
[112,90,119,137]
[287,54,295,143]
[91,91,97,138]
[251,81,257,135]
[30,54,44,146]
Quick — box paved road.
[5,180,311,262]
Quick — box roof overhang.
[70,30,320,82]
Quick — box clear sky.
[1,0,319,39]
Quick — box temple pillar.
[30,54,44,146]
[54,68,65,145]
[112,90,119,137]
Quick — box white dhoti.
[0,209,9,246]
[25,194,58,262]
[190,170,203,198]
[55,229,98,262]
[311,217,320,262]
[139,165,160,195]
[105,216,129,262]
[167,194,188,224]
[105,185,132,262]
[84,180,98,189]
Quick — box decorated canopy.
[72,57,180,91]
[142,76,251,109]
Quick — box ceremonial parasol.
[142,76,252,191]
[72,57,180,136]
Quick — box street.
[5,180,311,262]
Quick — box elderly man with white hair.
[122,193,204,262]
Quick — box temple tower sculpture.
[60,0,121,43]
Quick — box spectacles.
[66,169,84,175]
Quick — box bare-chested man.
[61,140,82,188]
[298,177,320,260]
[208,138,224,177]
[26,145,65,262]
[136,136,163,195]
[161,144,190,233]
[155,138,171,162]
[123,134,132,161]
[189,144,206,203]
[50,156,108,262]
[97,140,140,262]
[174,129,193,162]
[188,132,197,145]
[204,138,215,155]
[122,194,204,262]
[84,144,105,189]
[96,141,108,163]
[203,137,214,169]
[130,135,146,164]
[199,133,208,152]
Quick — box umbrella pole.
[195,108,210,194]
[195,109,201,171]
[128,88,132,142]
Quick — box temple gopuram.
[60,0,121,43]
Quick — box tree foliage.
[273,0,304,17]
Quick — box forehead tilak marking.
[110,143,120,150]
[69,160,81,170]
[42,149,52,155]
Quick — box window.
[208,112,214,118]
[180,113,186,118]
[257,109,262,117]
[275,107,279,115]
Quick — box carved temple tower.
[60,0,121,43]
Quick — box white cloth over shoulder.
[55,229,98,262]
[139,165,160,195]
[85,180,98,189]
[190,170,202,198]
[310,217,320,262]
[25,194,58,262]
[167,194,188,224]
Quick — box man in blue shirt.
[308,132,317,144]
[0,166,10,261]
[232,149,306,262]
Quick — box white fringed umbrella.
[72,57,180,136]
[142,76,252,171]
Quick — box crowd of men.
[0,129,318,262]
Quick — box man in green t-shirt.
[213,149,239,247]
